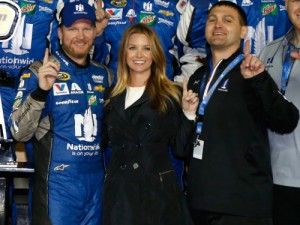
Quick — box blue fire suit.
[9,49,112,225]
[0,1,57,223]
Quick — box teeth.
[134,61,144,64]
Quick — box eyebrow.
[208,14,235,19]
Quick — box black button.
[136,143,142,148]
[145,123,151,129]
[133,163,139,169]
[120,164,127,170]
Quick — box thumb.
[290,51,300,60]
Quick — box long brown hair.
[109,23,181,113]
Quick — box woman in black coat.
[102,23,198,225]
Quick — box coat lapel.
[109,90,150,141]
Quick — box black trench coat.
[102,88,194,225]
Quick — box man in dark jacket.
[183,2,299,225]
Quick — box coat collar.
[111,88,150,110]
[109,89,151,140]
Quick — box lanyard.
[196,54,244,134]
[281,45,293,95]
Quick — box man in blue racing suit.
[9,2,113,224]
[0,0,58,223]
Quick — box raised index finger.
[96,0,103,10]
[183,76,188,96]
[43,48,49,64]
[243,39,251,57]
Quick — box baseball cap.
[190,0,210,8]
[59,2,96,27]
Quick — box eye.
[128,46,136,50]
[83,27,94,32]
[207,18,216,23]
[144,47,151,51]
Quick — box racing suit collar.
[56,46,91,69]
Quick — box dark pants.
[190,209,273,225]
[273,184,300,225]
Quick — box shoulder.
[28,60,43,77]
[90,61,114,86]
[265,36,285,49]
[188,64,206,88]
[259,35,285,59]
[104,85,115,101]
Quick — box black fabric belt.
[0,71,15,88]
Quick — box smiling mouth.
[73,42,87,46]
[133,60,145,64]
[213,32,224,36]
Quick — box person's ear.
[58,27,63,41]
[240,25,248,39]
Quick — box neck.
[211,47,237,67]
[293,29,300,48]
[62,47,88,66]
[68,55,87,66]
[128,72,150,87]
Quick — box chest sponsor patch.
[53,83,70,96]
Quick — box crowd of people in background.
[0,0,300,224]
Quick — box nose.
[137,48,142,58]
[214,19,222,28]
[76,29,85,39]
